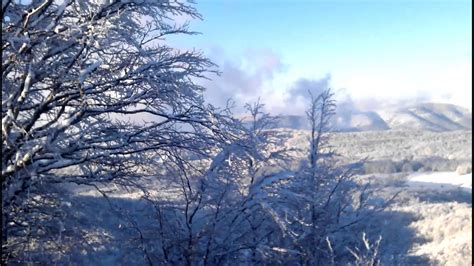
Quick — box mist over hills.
[257,103,472,132]
[379,103,472,131]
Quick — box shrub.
[456,163,472,175]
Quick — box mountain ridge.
[242,102,472,132]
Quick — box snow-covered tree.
[2,0,228,262]
[134,100,292,264]
[253,89,386,264]
[139,91,387,264]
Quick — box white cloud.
[332,58,472,110]
[200,48,287,113]
[199,46,471,115]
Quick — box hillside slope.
[257,103,472,132]
[378,103,472,132]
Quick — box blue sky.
[170,0,472,113]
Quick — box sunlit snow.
[407,171,472,192]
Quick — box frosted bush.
[456,163,472,175]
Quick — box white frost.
[79,60,102,83]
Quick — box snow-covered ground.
[277,129,471,169]
[20,130,471,265]
[386,171,472,265]
[407,171,472,192]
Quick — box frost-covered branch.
[2,0,225,262]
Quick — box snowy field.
[407,171,472,192]
[66,131,472,265]
[63,172,472,265]
[12,130,472,265]
[375,171,472,265]
[277,129,471,163]
[279,129,472,265]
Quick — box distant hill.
[242,103,472,132]
[332,111,390,132]
[242,111,389,132]
[379,103,472,132]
